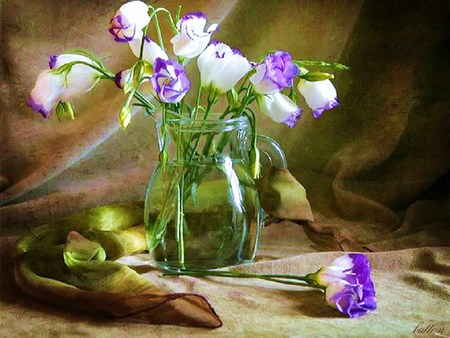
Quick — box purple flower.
[150,58,190,103]
[109,1,150,42]
[257,92,302,128]
[197,41,252,93]
[297,78,339,118]
[326,280,377,318]
[309,253,377,318]
[250,51,299,94]
[170,12,219,58]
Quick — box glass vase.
[144,115,286,270]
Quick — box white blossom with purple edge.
[114,69,133,89]
[297,78,339,118]
[128,35,168,64]
[150,58,190,103]
[48,54,102,101]
[197,41,252,94]
[170,12,219,58]
[109,1,150,42]
[27,71,64,118]
[309,253,377,318]
[257,92,302,128]
[250,51,299,95]
[28,54,101,117]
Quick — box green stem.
[52,60,115,80]
[163,269,324,290]
[134,91,156,111]
[176,174,185,269]
[192,84,203,120]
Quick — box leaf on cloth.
[256,168,368,251]
[14,202,222,328]
[302,221,369,252]
[257,168,315,222]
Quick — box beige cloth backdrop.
[1,0,450,336]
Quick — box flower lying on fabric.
[170,12,219,58]
[28,54,102,117]
[197,41,252,94]
[164,253,376,319]
[109,0,150,42]
[308,253,377,318]
[150,58,190,103]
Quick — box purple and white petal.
[197,41,251,93]
[257,92,302,128]
[326,281,377,318]
[315,253,373,286]
[250,51,299,95]
[49,54,102,101]
[114,69,132,89]
[28,53,102,117]
[309,253,377,318]
[48,53,92,70]
[109,1,150,42]
[128,35,168,64]
[170,12,219,58]
[27,70,65,117]
[297,78,338,118]
[150,58,190,103]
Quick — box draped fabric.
[1,0,449,335]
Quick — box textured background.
[1,0,450,336]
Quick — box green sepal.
[55,102,65,121]
[64,101,76,120]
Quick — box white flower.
[109,1,150,42]
[297,79,339,118]
[114,69,133,89]
[49,54,101,101]
[257,92,302,128]
[170,12,218,58]
[27,54,102,117]
[197,41,252,94]
[128,35,168,65]
[27,70,65,117]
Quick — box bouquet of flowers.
[26,1,376,320]
[28,1,345,151]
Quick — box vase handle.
[256,135,287,172]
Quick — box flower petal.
[297,78,338,118]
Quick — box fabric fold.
[14,202,222,328]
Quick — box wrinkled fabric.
[1,0,450,336]
[13,202,222,328]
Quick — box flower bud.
[158,149,168,166]
[63,101,76,120]
[302,71,334,82]
[119,106,131,129]
[250,147,261,179]
[227,88,240,109]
